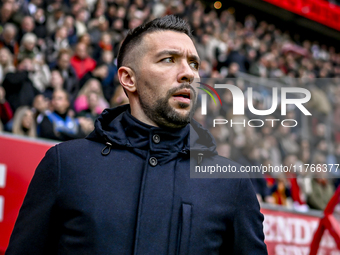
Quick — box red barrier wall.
[261,207,340,254]
[0,134,55,255]
[263,0,340,31]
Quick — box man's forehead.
[142,30,199,57]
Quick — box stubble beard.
[139,83,197,128]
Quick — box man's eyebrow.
[155,50,201,63]
[189,54,201,65]
[155,50,181,58]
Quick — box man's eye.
[162,57,174,63]
[190,62,199,70]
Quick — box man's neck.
[130,106,158,127]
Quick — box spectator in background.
[32,94,50,130]
[226,62,240,78]
[271,176,292,206]
[250,54,269,77]
[2,58,39,112]
[198,59,212,78]
[100,50,118,101]
[30,60,51,94]
[79,62,109,89]
[237,142,273,204]
[46,8,65,35]
[92,32,113,62]
[63,15,78,46]
[45,26,69,66]
[111,18,125,56]
[110,85,129,108]
[282,154,309,211]
[17,33,42,62]
[335,143,340,164]
[0,47,15,84]
[88,16,110,46]
[0,23,19,61]
[76,91,100,122]
[39,89,85,141]
[308,175,334,210]
[24,0,43,16]
[275,124,300,159]
[43,69,64,100]
[0,86,13,128]
[222,40,249,73]
[74,78,109,114]
[74,8,88,37]
[78,33,93,56]
[33,8,48,40]
[70,42,96,79]
[16,33,51,93]
[260,134,282,167]
[91,0,105,17]
[75,90,100,136]
[307,154,335,210]
[194,34,210,62]
[17,16,35,44]
[76,114,96,137]
[308,83,332,120]
[0,2,15,29]
[54,49,79,101]
[12,105,37,138]
[105,3,117,27]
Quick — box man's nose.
[177,60,195,84]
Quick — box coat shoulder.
[55,138,103,156]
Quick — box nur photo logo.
[197,81,312,128]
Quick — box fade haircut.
[117,15,192,69]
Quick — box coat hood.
[86,104,217,157]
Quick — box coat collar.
[86,104,217,156]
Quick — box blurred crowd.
[0,0,339,212]
[327,0,340,6]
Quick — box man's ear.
[118,66,137,93]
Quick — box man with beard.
[38,89,85,141]
[6,16,267,255]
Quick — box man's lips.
[172,89,191,99]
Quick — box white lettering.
[199,84,312,116]
[248,119,264,127]
[0,164,6,188]
[0,164,6,222]
[275,245,310,255]
[281,119,298,127]
[213,119,228,127]
[214,84,244,115]
[248,87,278,115]
[281,87,312,115]
[201,94,207,115]
[265,119,280,127]
[0,196,3,222]
[230,119,246,127]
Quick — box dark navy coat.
[6,105,267,255]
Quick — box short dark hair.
[117,15,192,69]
